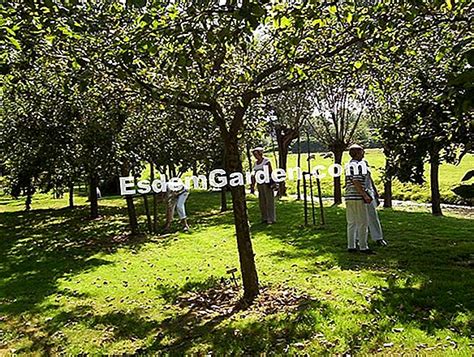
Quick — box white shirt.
[253,157,270,172]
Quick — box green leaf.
[71,59,81,70]
[279,16,291,28]
[354,61,363,69]
[6,27,16,36]
[346,13,353,24]
[6,36,21,50]
[45,35,55,45]
[445,0,453,11]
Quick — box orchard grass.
[0,191,473,355]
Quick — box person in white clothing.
[345,144,374,254]
[363,158,388,247]
[164,183,190,232]
[250,147,276,224]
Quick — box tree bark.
[150,162,158,234]
[246,143,254,194]
[25,184,33,212]
[126,195,139,235]
[275,126,298,197]
[382,147,393,208]
[220,187,228,212]
[68,183,74,208]
[277,142,289,196]
[122,164,139,235]
[383,163,392,209]
[296,134,301,200]
[383,179,392,208]
[89,174,99,219]
[224,136,259,302]
[333,148,344,205]
[430,151,443,216]
[143,194,153,233]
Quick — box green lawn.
[0,192,473,355]
[244,149,473,205]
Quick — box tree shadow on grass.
[11,273,335,355]
[253,198,474,339]
[0,192,233,318]
[2,192,472,353]
[143,284,333,354]
[0,203,148,316]
[155,276,224,304]
[0,191,228,315]
[9,304,162,355]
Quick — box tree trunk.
[25,184,33,212]
[69,183,74,208]
[150,162,158,234]
[275,127,298,197]
[126,195,139,235]
[224,136,259,302]
[123,164,139,235]
[383,179,392,208]
[333,148,343,205]
[143,195,153,233]
[382,147,393,208]
[220,187,228,212]
[430,151,442,216]
[296,135,301,200]
[383,163,392,209]
[277,142,289,196]
[246,143,254,194]
[89,174,99,219]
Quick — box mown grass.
[0,191,473,355]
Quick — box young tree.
[307,73,370,204]
[113,2,371,300]
[265,89,312,196]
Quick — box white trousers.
[346,200,369,250]
[169,192,189,220]
[367,199,383,241]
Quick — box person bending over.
[164,183,190,232]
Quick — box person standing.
[250,147,276,224]
[345,144,374,254]
[364,158,388,247]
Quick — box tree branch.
[120,64,212,112]
[252,36,363,86]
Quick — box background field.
[139,149,473,205]
[1,192,473,355]
[130,149,474,206]
[246,149,474,205]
